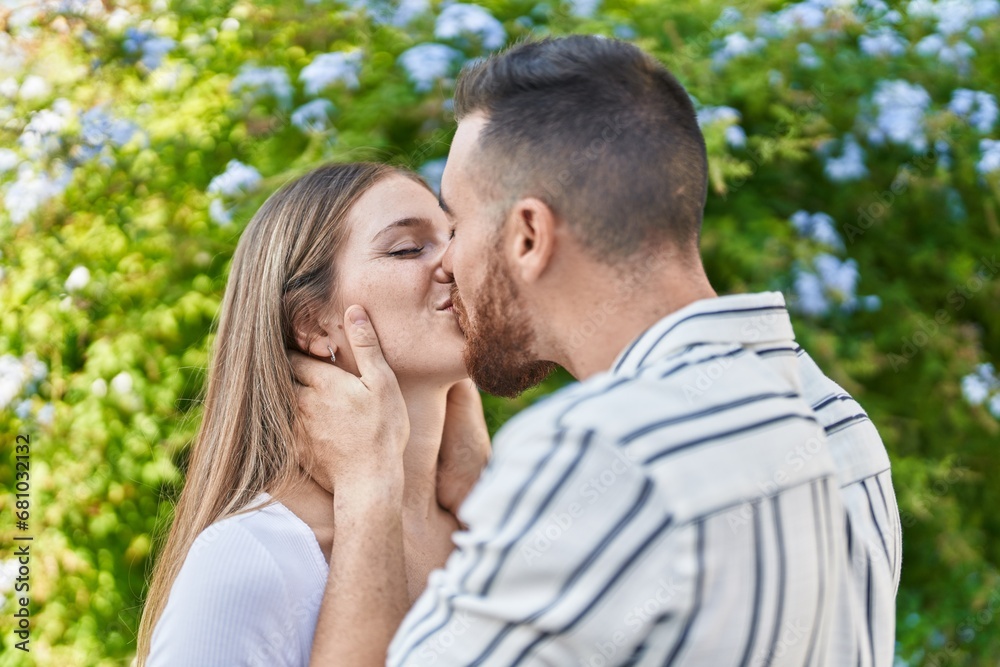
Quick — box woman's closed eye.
[387,246,424,257]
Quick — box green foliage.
[1,0,998,664]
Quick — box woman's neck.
[279,379,453,535]
[396,380,450,523]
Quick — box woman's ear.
[294,322,340,362]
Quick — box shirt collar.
[610,291,797,375]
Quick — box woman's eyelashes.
[387,246,423,257]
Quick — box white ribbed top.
[147,492,330,666]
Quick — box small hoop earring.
[327,345,336,363]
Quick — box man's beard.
[451,253,555,399]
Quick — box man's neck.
[553,272,717,381]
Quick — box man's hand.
[287,304,410,495]
[437,379,492,517]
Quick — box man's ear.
[506,197,557,284]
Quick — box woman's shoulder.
[185,492,328,587]
[147,493,327,666]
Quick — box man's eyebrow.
[438,192,453,217]
[370,217,429,243]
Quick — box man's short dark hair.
[453,35,708,262]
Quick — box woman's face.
[317,173,467,385]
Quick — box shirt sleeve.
[147,520,302,667]
[387,424,699,666]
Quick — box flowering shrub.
[0,0,998,664]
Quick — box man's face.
[440,114,555,398]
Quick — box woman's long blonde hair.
[135,162,428,664]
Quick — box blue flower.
[208,198,232,226]
[76,106,139,161]
[797,42,821,69]
[712,32,767,67]
[123,26,175,71]
[2,163,72,224]
[231,65,293,108]
[207,160,261,199]
[0,148,19,173]
[435,4,506,51]
[15,399,32,420]
[344,0,429,24]
[960,362,999,410]
[977,139,1000,175]
[569,0,601,18]
[291,99,336,133]
[391,0,430,25]
[859,27,908,57]
[398,44,463,92]
[696,105,746,149]
[915,34,976,72]
[696,105,740,126]
[207,160,262,224]
[37,402,54,425]
[908,0,1000,37]
[792,251,878,317]
[793,270,829,316]
[724,125,747,149]
[19,100,74,160]
[300,51,363,95]
[948,89,998,133]
[772,2,827,35]
[790,210,844,249]
[822,135,868,183]
[866,79,931,152]
[0,352,47,411]
[713,7,744,30]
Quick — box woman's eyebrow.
[370,217,430,243]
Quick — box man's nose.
[435,237,455,283]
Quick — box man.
[293,36,900,666]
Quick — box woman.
[136,162,490,665]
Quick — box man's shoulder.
[495,342,793,446]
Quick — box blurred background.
[0,0,998,664]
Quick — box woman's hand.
[437,378,492,517]
[291,308,411,667]
[287,305,410,498]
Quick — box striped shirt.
[387,291,899,666]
